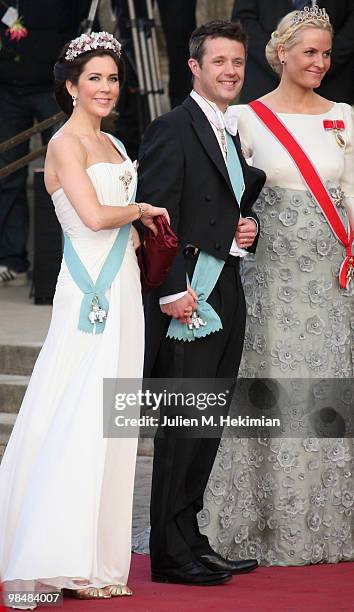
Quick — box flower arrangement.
[5,15,27,41]
[0,1,28,49]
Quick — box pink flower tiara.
[65,31,122,62]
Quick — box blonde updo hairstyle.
[265,10,333,76]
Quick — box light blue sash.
[64,225,130,334]
[64,136,135,334]
[167,132,245,342]
[225,132,245,205]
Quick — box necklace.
[219,129,228,158]
[199,94,228,158]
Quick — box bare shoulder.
[258,93,273,103]
[44,130,88,195]
[257,93,279,109]
[47,130,87,166]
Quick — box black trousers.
[113,0,196,157]
[149,258,246,568]
[0,87,59,272]
[157,0,197,108]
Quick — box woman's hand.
[139,203,170,236]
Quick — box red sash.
[249,100,354,289]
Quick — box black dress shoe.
[151,560,232,585]
[198,552,258,574]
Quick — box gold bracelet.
[129,202,145,219]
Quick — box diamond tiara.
[65,31,122,62]
[292,6,330,26]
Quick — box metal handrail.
[0,111,65,179]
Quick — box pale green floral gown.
[201,103,354,566]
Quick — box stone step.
[0,374,29,414]
[0,344,40,376]
[138,438,153,456]
[0,412,17,444]
[0,432,152,464]
[0,373,153,457]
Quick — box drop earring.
[72,94,77,107]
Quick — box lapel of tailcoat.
[182,96,240,202]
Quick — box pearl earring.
[72,94,77,107]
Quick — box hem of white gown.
[3,575,129,592]
[4,580,130,610]
[3,576,130,610]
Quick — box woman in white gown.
[0,32,168,604]
[202,8,354,566]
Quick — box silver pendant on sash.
[188,311,207,331]
[88,295,107,326]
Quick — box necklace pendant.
[220,130,228,157]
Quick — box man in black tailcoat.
[232,0,354,103]
[137,20,265,586]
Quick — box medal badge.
[323,120,345,148]
[249,101,353,289]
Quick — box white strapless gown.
[0,150,144,596]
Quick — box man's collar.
[190,90,238,136]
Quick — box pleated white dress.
[0,143,144,596]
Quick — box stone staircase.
[0,344,39,459]
[0,342,152,461]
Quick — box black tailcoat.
[138,96,265,377]
[136,96,265,568]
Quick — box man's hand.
[161,290,197,325]
[235,218,257,249]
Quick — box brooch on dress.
[347,256,354,285]
[119,170,133,201]
[329,185,345,208]
[323,120,345,148]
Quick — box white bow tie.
[213,106,239,136]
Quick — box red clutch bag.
[136,215,179,293]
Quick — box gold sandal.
[72,587,111,599]
[104,585,133,597]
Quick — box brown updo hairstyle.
[53,42,125,117]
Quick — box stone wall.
[197,0,234,23]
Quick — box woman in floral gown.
[201,8,354,566]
